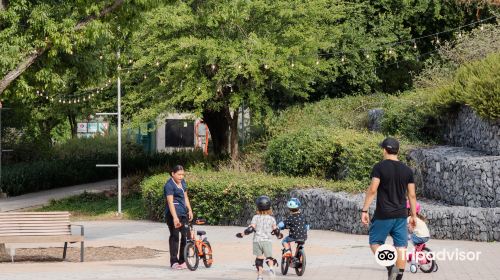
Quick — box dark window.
[165,119,194,147]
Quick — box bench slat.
[0,220,70,224]
[0,223,71,227]
[0,231,72,236]
[0,212,70,215]
[0,225,70,229]
[0,235,83,243]
[0,218,70,222]
[0,227,70,232]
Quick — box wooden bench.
[0,212,84,262]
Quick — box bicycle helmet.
[256,195,271,211]
[286,198,301,209]
[406,200,421,214]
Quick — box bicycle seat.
[197,230,206,236]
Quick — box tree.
[0,0,158,144]
[126,0,414,159]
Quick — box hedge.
[141,170,363,224]
[1,147,211,196]
[264,127,385,181]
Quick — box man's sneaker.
[179,262,188,269]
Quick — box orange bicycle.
[183,218,213,271]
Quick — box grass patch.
[36,192,146,221]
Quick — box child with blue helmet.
[278,198,309,257]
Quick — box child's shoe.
[257,275,264,280]
[282,249,292,257]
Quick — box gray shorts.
[253,241,272,257]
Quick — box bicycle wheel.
[184,242,199,271]
[281,256,290,275]
[202,241,213,268]
[418,247,435,273]
[294,249,306,276]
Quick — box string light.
[316,60,320,65]
[264,64,269,69]
[156,61,160,67]
[211,64,216,70]
[413,41,417,49]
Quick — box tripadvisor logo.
[375,244,398,267]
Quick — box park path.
[0,220,499,280]
[0,179,117,212]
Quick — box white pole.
[117,52,122,214]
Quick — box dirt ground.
[0,246,164,263]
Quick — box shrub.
[380,90,440,142]
[141,169,364,224]
[264,127,384,181]
[1,137,214,196]
[433,53,500,120]
[265,94,384,137]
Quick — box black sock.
[395,269,404,280]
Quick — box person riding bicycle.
[406,201,430,245]
[236,195,281,280]
[278,198,309,257]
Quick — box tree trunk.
[227,109,239,161]
[0,0,125,95]
[0,0,7,10]
[68,113,77,138]
[202,108,229,156]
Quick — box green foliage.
[1,137,212,196]
[265,127,384,181]
[434,52,500,120]
[37,192,145,220]
[266,95,384,137]
[141,169,364,224]
[380,90,440,142]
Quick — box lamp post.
[96,51,122,214]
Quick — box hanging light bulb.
[51,98,54,102]
[413,42,417,49]
[88,94,91,99]
[388,49,393,54]
[129,59,133,64]
[211,64,216,70]
[63,100,66,104]
[264,64,269,69]
[480,25,484,30]
[341,57,345,63]
[184,63,188,69]
[238,65,242,69]
[458,32,462,38]
[45,96,49,100]
[291,62,295,67]
[92,93,95,97]
[144,74,147,79]
[156,61,160,67]
[316,60,320,65]
[435,37,440,44]
[97,90,100,93]
[83,97,86,101]
[58,99,61,103]
[36,90,40,95]
[366,54,370,59]
[99,55,103,60]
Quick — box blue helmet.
[287,198,301,209]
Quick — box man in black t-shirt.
[361,137,418,280]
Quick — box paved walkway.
[1,221,499,280]
[0,180,117,212]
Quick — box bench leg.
[80,241,84,262]
[63,242,68,260]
